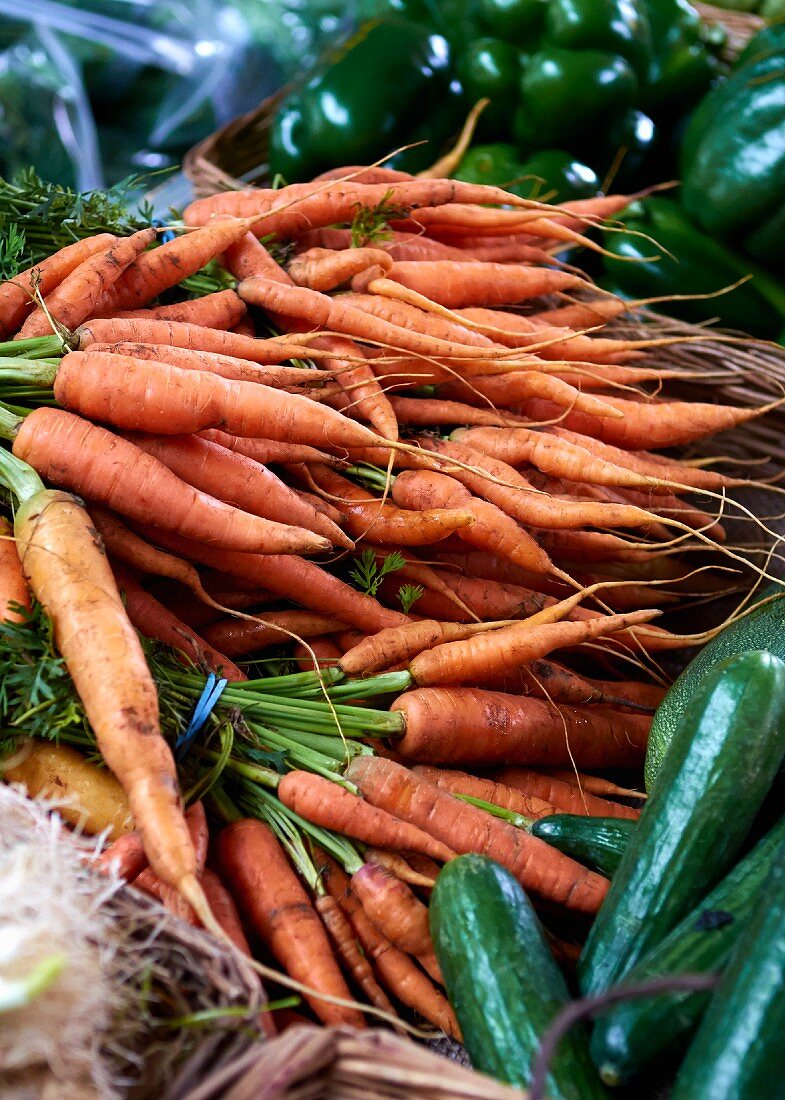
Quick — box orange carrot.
[278,771,455,862]
[186,801,209,873]
[0,515,30,622]
[124,432,347,547]
[542,768,646,801]
[215,819,365,1026]
[391,688,651,769]
[223,231,290,284]
[17,228,156,339]
[364,849,437,888]
[133,868,199,925]
[483,658,664,714]
[288,247,393,291]
[199,867,252,954]
[351,861,443,983]
[309,335,398,440]
[438,371,627,420]
[340,618,523,677]
[96,831,147,881]
[203,611,347,657]
[13,408,329,556]
[112,564,245,680]
[55,350,389,450]
[490,767,640,820]
[389,396,529,429]
[411,765,558,820]
[0,233,116,339]
[431,570,550,621]
[319,853,460,1037]
[347,757,609,913]
[115,288,247,330]
[381,259,583,307]
[345,292,497,349]
[140,529,408,634]
[200,428,348,469]
[292,637,343,672]
[532,296,631,329]
[315,892,398,1017]
[76,318,320,363]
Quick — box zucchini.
[578,650,785,996]
[646,583,785,791]
[671,834,785,1100]
[590,811,785,1084]
[531,815,634,877]
[430,854,608,1098]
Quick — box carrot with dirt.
[277,770,455,862]
[111,564,245,681]
[125,432,347,547]
[484,658,664,715]
[364,850,437,888]
[314,889,398,1019]
[17,228,156,340]
[541,768,645,801]
[203,611,348,657]
[199,868,253,954]
[308,335,399,440]
[347,756,609,914]
[350,860,443,983]
[377,260,585,308]
[411,765,558,821]
[140,529,409,634]
[200,429,349,470]
[366,548,479,622]
[390,470,557,577]
[293,637,343,672]
[430,571,551,622]
[0,233,116,338]
[288,247,394,291]
[12,408,330,556]
[304,465,476,546]
[390,688,651,769]
[215,818,365,1027]
[490,767,640,820]
[340,618,523,677]
[96,831,147,881]
[0,515,30,622]
[319,852,460,1037]
[2,449,202,910]
[115,288,247,329]
[54,350,393,451]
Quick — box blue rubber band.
[175,673,228,761]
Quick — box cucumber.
[671,835,785,1100]
[590,811,785,1084]
[430,854,608,1098]
[646,583,785,791]
[578,650,785,996]
[531,815,635,877]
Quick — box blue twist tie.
[175,673,228,762]
[152,217,177,245]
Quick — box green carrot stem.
[0,445,43,501]
[326,671,413,700]
[0,360,57,386]
[208,784,243,824]
[457,793,532,829]
[0,335,63,358]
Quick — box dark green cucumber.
[671,835,785,1100]
[430,854,608,1098]
[578,650,785,997]
[531,815,635,877]
[646,583,785,791]
[590,812,785,1084]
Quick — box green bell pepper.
[544,0,653,80]
[269,19,453,182]
[386,78,469,174]
[515,149,600,201]
[601,197,785,338]
[457,37,522,137]
[454,143,526,189]
[472,0,549,45]
[681,24,785,265]
[643,0,720,112]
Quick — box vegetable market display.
[2,154,785,1094]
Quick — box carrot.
[278,770,455,863]
[199,867,252,954]
[87,341,330,389]
[345,292,497,349]
[432,549,568,595]
[365,549,479,622]
[347,757,609,913]
[223,231,290,284]
[532,296,631,329]
[390,688,651,769]
[90,216,261,315]
[96,831,147,881]
[305,465,475,546]
[292,637,343,672]
[490,767,640,820]
[200,429,348,469]
[125,432,346,547]
[293,487,346,528]
[88,505,219,605]
[288,247,393,292]
[17,228,156,340]
[380,260,583,307]
[407,608,659,686]
[15,487,198,900]
[351,861,443,983]
[315,892,398,1018]
[115,288,247,330]
[364,849,437,888]
[0,233,116,339]
[76,318,320,364]
[405,853,442,882]
[13,408,329,556]
[55,350,390,451]
[391,470,556,576]
[438,372,627,420]
[312,165,415,183]
[133,867,200,925]
[411,766,558,821]
[215,818,365,1026]
[140,529,408,634]
[520,395,778,450]
[485,658,664,714]
[542,769,645,801]
[389,396,529,429]
[112,564,245,680]
[392,205,603,250]
[186,800,209,873]
[535,528,665,564]
[319,853,460,1037]
[340,618,524,677]
[432,571,551,622]
[309,335,398,440]
[0,515,30,622]
[203,611,347,658]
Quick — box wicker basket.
[184,7,764,199]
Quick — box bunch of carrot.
[0,161,779,1038]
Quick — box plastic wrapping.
[0,0,356,190]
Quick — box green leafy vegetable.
[0,223,26,281]
[350,190,408,247]
[398,583,424,613]
[348,548,406,597]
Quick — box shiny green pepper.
[386,78,469,173]
[472,0,549,44]
[269,20,452,182]
[515,149,600,201]
[643,0,719,112]
[517,48,638,146]
[544,0,652,80]
[454,143,526,189]
[457,37,521,137]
